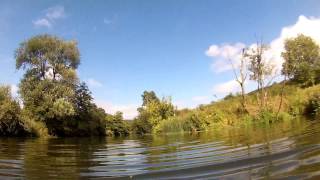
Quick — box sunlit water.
[1,119,320,179]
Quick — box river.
[1,119,320,179]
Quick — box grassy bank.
[151,82,320,134]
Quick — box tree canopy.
[282,34,320,86]
[15,34,80,81]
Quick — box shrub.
[153,117,185,134]
[305,93,320,118]
[105,112,130,136]
[20,110,49,137]
[0,86,28,136]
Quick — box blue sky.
[1,0,320,118]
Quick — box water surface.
[1,119,320,179]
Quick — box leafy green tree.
[282,34,320,86]
[71,82,106,136]
[246,42,275,110]
[19,75,75,135]
[105,112,130,136]
[73,82,94,114]
[141,91,160,106]
[133,91,175,134]
[0,86,26,136]
[15,34,83,136]
[15,34,80,81]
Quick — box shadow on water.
[1,118,320,179]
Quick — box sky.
[1,0,320,119]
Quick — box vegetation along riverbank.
[1,34,320,137]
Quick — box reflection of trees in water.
[0,138,24,159]
[23,137,106,179]
[0,138,25,178]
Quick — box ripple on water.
[1,120,320,179]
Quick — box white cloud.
[206,15,320,74]
[10,84,18,97]
[172,100,188,109]
[206,15,320,97]
[86,78,103,88]
[206,43,246,73]
[33,5,65,28]
[211,80,257,98]
[173,95,214,110]
[191,96,211,104]
[266,15,320,73]
[33,18,52,28]
[212,80,239,95]
[95,100,138,119]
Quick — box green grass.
[155,82,320,134]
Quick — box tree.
[15,34,81,136]
[133,91,175,134]
[141,91,160,106]
[73,82,93,114]
[0,86,26,136]
[19,77,76,135]
[246,41,276,110]
[105,112,130,136]
[71,82,106,136]
[228,48,248,112]
[15,34,80,81]
[282,34,320,86]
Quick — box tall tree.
[228,48,249,112]
[282,34,320,86]
[246,42,276,110]
[15,34,80,136]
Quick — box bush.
[20,110,49,137]
[153,117,185,134]
[305,93,320,118]
[105,112,130,136]
[0,86,27,136]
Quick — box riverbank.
[149,82,320,134]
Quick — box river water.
[1,119,320,179]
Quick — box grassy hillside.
[153,82,320,134]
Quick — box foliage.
[305,93,320,118]
[245,42,275,110]
[223,93,236,100]
[15,34,80,81]
[153,106,226,134]
[20,110,49,137]
[141,91,160,106]
[132,91,175,134]
[14,34,106,137]
[282,34,320,86]
[66,83,106,136]
[105,112,130,136]
[0,86,27,136]
[19,77,76,135]
[153,117,185,134]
